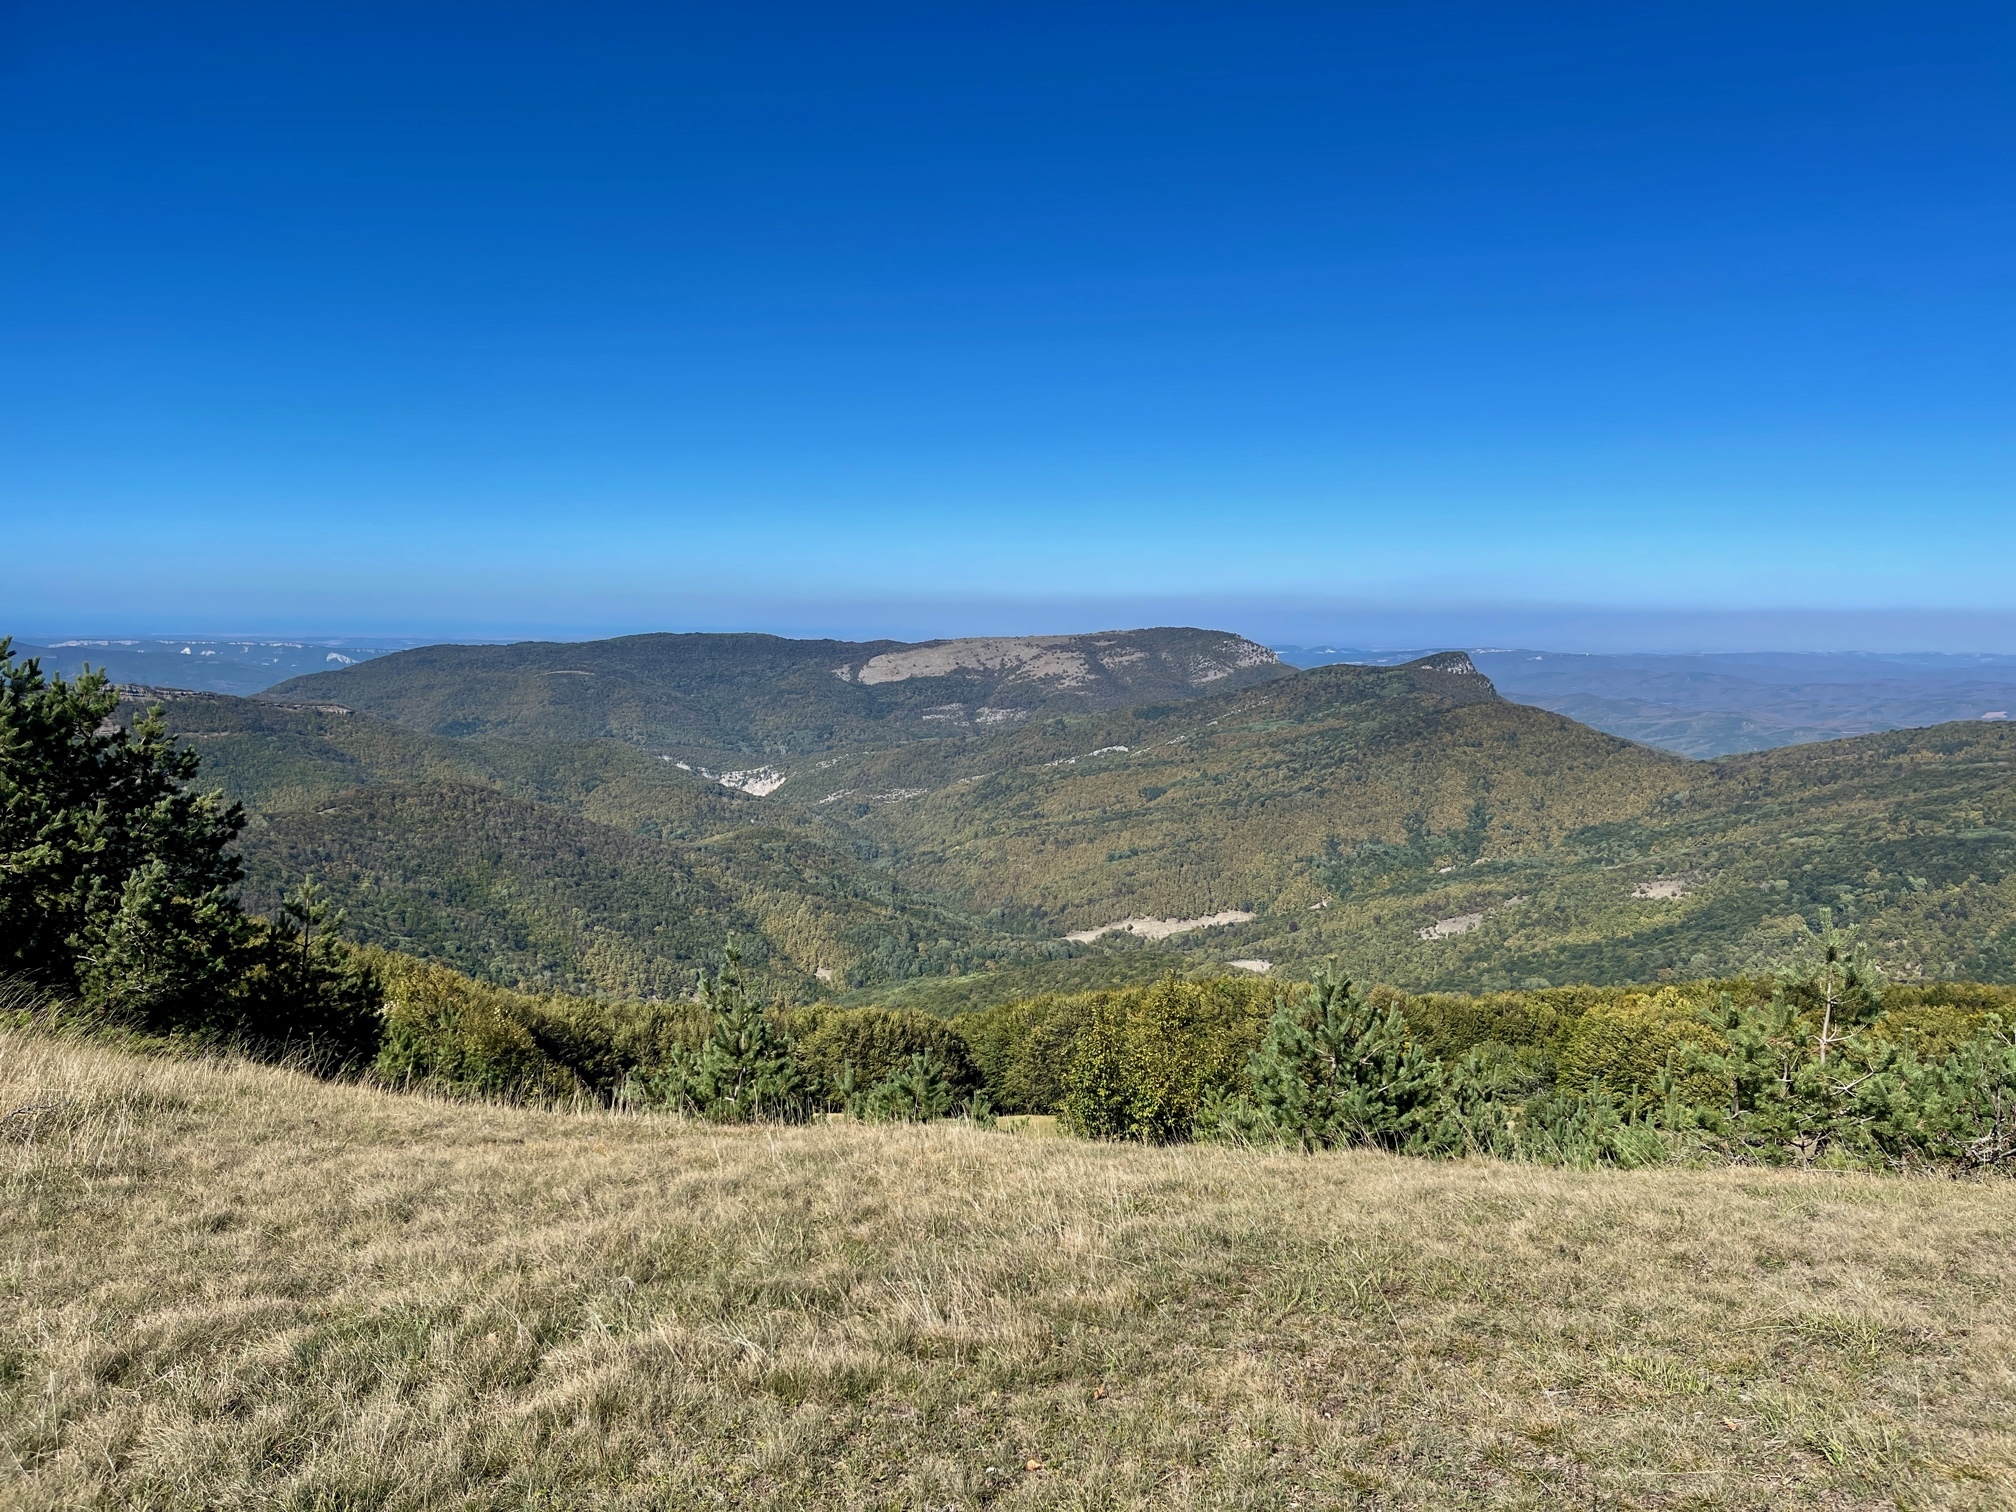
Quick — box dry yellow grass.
[3,1031,2013,1510]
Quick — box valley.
[111,629,2016,1003]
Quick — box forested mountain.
[1279,646,2016,758]
[115,635,2016,1001]
[264,628,1286,759]
[760,653,2016,992]
[129,690,1024,998]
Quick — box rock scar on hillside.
[1066,910,1254,943]
[1419,894,1527,941]
[1632,877,1694,900]
[1419,912,1485,940]
[674,761,787,797]
[841,637,1098,686]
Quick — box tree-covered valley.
[95,628,2016,1004]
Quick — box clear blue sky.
[3,1,2011,648]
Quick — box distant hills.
[129,688,1007,998]
[103,629,2016,1003]
[14,637,409,696]
[1278,646,2016,757]
[35,632,2016,759]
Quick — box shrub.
[511,993,707,1098]
[1864,1002,1986,1060]
[1061,976,1269,1141]
[956,993,1094,1114]
[374,956,579,1101]
[790,1006,979,1106]
[1556,987,1727,1113]
[1394,985,1591,1065]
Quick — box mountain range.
[39,634,2016,758]
[97,627,2016,1004]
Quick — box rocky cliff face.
[834,629,1280,701]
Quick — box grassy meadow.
[5,1031,2014,1510]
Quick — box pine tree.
[1782,908,1884,1068]
[651,946,806,1121]
[2,640,245,1003]
[1692,915,1891,1164]
[1240,967,1442,1152]
[1,641,381,1064]
[234,882,383,1069]
[858,1052,956,1122]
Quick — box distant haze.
[21,602,2016,657]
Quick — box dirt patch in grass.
[2,1030,2012,1508]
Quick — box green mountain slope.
[129,687,745,837]
[772,656,2016,992]
[777,654,1689,923]
[262,628,1286,759]
[120,641,2016,999]
[125,691,1022,998]
[231,782,1004,1000]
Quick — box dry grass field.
[3,1032,2013,1510]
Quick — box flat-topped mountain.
[265,628,1286,758]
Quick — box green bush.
[1864,1002,1987,1060]
[510,992,707,1098]
[1060,976,1270,1141]
[956,993,1094,1114]
[374,956,580,1101]
[1392,984,1593,1065]
[1555,987,1727,1112]
[789,1005,979,1106]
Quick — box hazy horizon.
[18,604,2016,659]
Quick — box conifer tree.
[654,946,806,1121]
[1780,908,1883,1066]
[0,640,380,1064]
[2,639,245,1005]
[1241,967,1442,1151]
[858,1052,956,1121]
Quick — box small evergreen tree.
[1691,915,1889,1164]
[643,946,805,1121]
[1780,908,1884,1067]
[1233,967,1442,1152]
[857,1052,957,1122]
[2,641,246,1006]
[233,882,384,1070]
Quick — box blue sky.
[3,1,2011,648]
